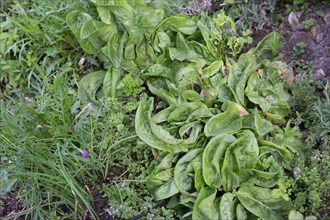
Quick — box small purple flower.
[81,150,89,158]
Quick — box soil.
[252,3,330,83]
[0,192,27,220]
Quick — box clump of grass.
[0,74,100,219]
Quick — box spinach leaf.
[236,185,293,220]
[202,134,236,188]
[204,103,242,137]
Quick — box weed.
[316,10,324,18]
[227,0,277,32]
[292,42,307,58]
[304,19,314,30]
[0,0,94,96]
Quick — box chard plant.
[67,0,301,219]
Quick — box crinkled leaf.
[220,193,236,220]
[245,72,290,119]
[101,32,125,68]
[252,32,282,61]
[202,134,236,188]
[78,70,106,103]
[156,14,197,35]
[174,149,203,195]
[255,109,273,136]
[204,103,242,137]
[192,187,219,220]
[103,67,122,98]
[135,98,186,153]
[236,185,293,220]
[182,90,201,102]
[236,203,248,220]
[147,168,179,200]
[221,130,258,191]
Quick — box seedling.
[292,42,307,57]
[304,19,314,29]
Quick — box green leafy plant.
[0,0,94,97]
[66,1,253,104]
[304,19,314,30]
[67,1,301,219]
[0,75,98,219]
[226,0,276,31]
[135,32,300,219]
[292,42,307,58]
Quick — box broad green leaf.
[186,154,204,192]
[288,210,304,220]
[235,53,259,106]
[218,80,238,103]
[185,102,213,122]
[236,185,293,220]
[156,14,197,35]
[167,105,191,123]
[78,70,105,103]
[252,32,282,61]
[196,20,218,59]
[239,169,278,188]
[80,20,105,54]
[220,193,236,220]
[236,203,248,220]
[257,139,292,163]
[146,80,177,106]
[152,107,175,123]
[192,187,219,220]
[245,72,290,118]
[221,130,258,191]
[150,121,184,145]
[202,134,236,188]
[147,168,179,200]
[135,98,186,153]
[153,31,171,53]
[124,36,136,60]
[204,103,242,137]
[169,32,204,66]
[66,11,93,39]
[96,6,112,24]
[234,130,259,169]
[182,90,201,102]
[174,149,203,195]
[102,67,122,98]
[101,32,125,68]
[202,60,223,78]
[67,12,105,54]
[97,24,118,43]
[179,121,198,138]
[153,152,178,173]
[254,109,273,136]
[80,19,99,40]
[144,63,173,79]
[107,2,135,33]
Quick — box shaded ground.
[252,4,330,82]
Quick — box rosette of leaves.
[66,0,253,103]
[135,32,301,219]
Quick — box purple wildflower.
[81,150,89,158]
